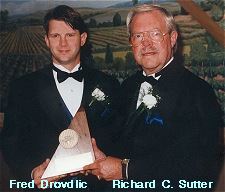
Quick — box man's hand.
[33,159,66,189]
[92,138,106,160]
[83,156,122,181]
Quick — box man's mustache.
[139,46,158,55]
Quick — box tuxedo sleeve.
[0,81,36,181]
[127,83,223,187]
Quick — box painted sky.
[0,0,127,16]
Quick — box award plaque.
[42,107,95,179]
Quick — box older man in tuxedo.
[84,4,224,191]
[0,5,120,191]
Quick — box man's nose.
[141,33,153,46]
[59,36,68,46]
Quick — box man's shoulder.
[9,66,51,88]
[179,67,218,103]
[183,67,213,91]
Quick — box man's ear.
[44,35,50,48]
[80,32,87,46]
[170,31,178,48]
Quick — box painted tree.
[0,9,9,23]
[113,57,124,71]
[0,9,9,30]
[132,0,138,6]
[200,0,224,21]
[89,18,97,28]
[113,12,122,26]
[190,40,207,67]
[125,51,136,69]
[105,43,113,64]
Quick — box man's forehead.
[130,11,167,31]
[132,10,165,21]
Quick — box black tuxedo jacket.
[119,59,224,191]
[0,64,120,183]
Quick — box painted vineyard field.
[0,26,48,55]
[0,23,206,56]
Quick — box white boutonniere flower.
[91,88,106,101]
[139,85,161,111]
[142,94,157,109]
[89,87,109,106]
[89,87,111,118]
[127,85,163,126]
[140,87,162,125]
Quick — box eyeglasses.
[130,30,168,47]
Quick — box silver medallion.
[59,129,79,149]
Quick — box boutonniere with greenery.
[142,93,158,109]
[89,87,107,106]
[89,87,111,118]
[138,85,163,125]
[138,84,160,109]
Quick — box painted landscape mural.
[0,0,224,121]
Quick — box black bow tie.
[52,65,83,83]
[140,74,158,86]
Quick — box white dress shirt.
[53,63,84,117]
[136,57,174,109]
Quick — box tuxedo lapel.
[156,60,185,121]
[124,61,185,127]
[80,66,109,108]
[125,71,142,124]
[80,67,93,107]
[36,66,71,131]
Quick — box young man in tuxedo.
[84,4,224,191]
[0,5,120,191]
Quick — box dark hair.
[43,5,93,65]
[43,5,88,35]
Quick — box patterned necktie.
[52,65,83,83]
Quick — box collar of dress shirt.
[142,57,174,80]
[53,63,81,73]
[52,63,83,117]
